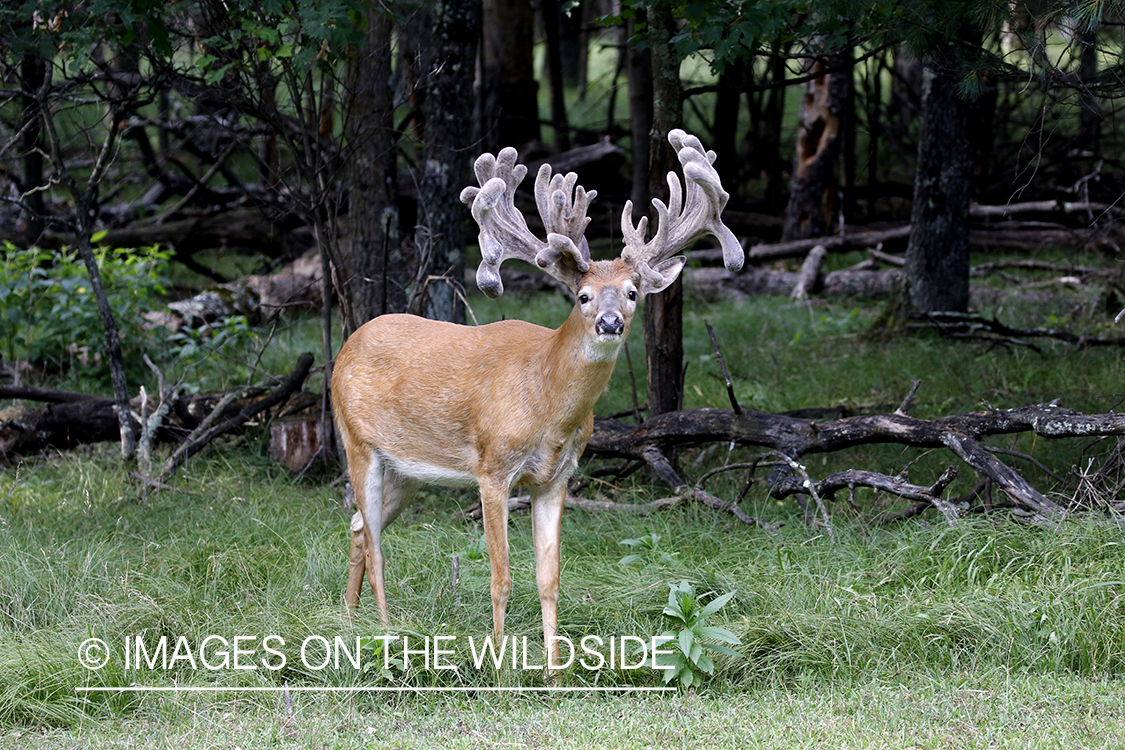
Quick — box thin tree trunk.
[1074,26,1102,179]
[35,57,137,459]
[643,0,684,418]
[626,11,653,218]
[19,51,45,240]
[745,40,789,212]
[712,59,743,200]
[541,0,570,151]
[480,0,538,150]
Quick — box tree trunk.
[626,11,653,218]
[35,53,138,459]
[903,59,975,312]
[643,0,685,418]
[343,6,404,330]
[540,0,570,151]
[745,40,789,212]
[418,0,480,324]
[712,59,743,199]
[781,50,852,241]
[1073,26,1103,181]
[19,51,46,240]
[480,0,538,150]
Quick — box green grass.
[2,441,1124,742]
[4,674,1124,749]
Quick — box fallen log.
[587,402,1125,518]
[687,264,901,299]
[1,209,310,266]
[907,311,1125,350]
[691,209,1125,265]
[0,354,314,459]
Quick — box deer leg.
[531,480,566,671]
[345,467,418,613]
[346,511,366,609]
[348,452,391,625]
[478,476,512,645]
[344,449,376,611]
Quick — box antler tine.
[620,129,744,277]
[461,150,595,297]
[533,164,594,277]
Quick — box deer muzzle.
[595,312,625,337]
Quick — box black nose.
[596,313,624,336]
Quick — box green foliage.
[0,242,170,381]
[2,0,179,68]
[458,534,489,562]
[618,532,678,567]
[193,0,367,80]
[605,0,900,73]
[164,315,254,362]
[653,580,741,688]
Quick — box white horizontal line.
[75,686,674,694]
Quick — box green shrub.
[0,241,171,383]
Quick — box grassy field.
[2,263,1124,747]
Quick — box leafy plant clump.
[618,532,678,567]
[0,242,170,380]
[654,580,741,689]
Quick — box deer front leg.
[478,476,513,645]
[531,480,566,672]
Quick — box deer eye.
[578,293,590,304]
[627,290,637,301]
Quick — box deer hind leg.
[346,511,367,610]
[478,476,513,644]
[345,456,418,621]
[531,480,566,671]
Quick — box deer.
[331,129,743,671]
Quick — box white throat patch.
[584,334,624,363]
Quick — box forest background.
[1,0,1125,746]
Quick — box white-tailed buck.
[332,129,743,669]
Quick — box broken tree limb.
[0,209,309,264]
[939,432,1061,517]
[691,208,1124,266]
[638,444,777,530]
[587,402,1125,517]
[771,465,961,526]
[159,352,314,479]
[0,355,314,460]
[0,385,100,404]
[687,265,901,299]
[907,311,1125,348]
[790,245,828,300]
[968,200,1125,221]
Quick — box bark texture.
[782,52,851,241]
[418,0,480,324]
[643,1,685,417]
[344,6,404,329]
[904,61,975,312]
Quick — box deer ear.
[638,255,686,296]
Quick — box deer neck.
[539,307,622,425]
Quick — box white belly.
[381,453,477,487]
